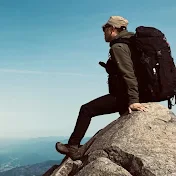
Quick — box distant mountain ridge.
[0,136,67,172]
[0,160,61,176]
[0,136,90,174]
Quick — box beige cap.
[102,16,128,28]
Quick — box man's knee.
[79,104,93,118]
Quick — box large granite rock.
[43,103,176,176]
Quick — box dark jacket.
[105,30,139,106]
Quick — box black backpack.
[110,26,176,109]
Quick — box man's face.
[102,24,117,42]
[103,24,113,42]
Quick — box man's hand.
[128,103,148,114]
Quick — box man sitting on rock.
[55,16,147,160]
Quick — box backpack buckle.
[156,50,162,59]
[168,90,176,109]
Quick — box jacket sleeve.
[110,43,139,105]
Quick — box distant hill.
[0,136,90,172]
[0,160,61,176]
[0,136,67,172]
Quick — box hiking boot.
[55,142,82,161]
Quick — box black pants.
[68,94,128,146]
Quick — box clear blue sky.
[0,0,176,139]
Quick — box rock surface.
[43,103,176,176]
